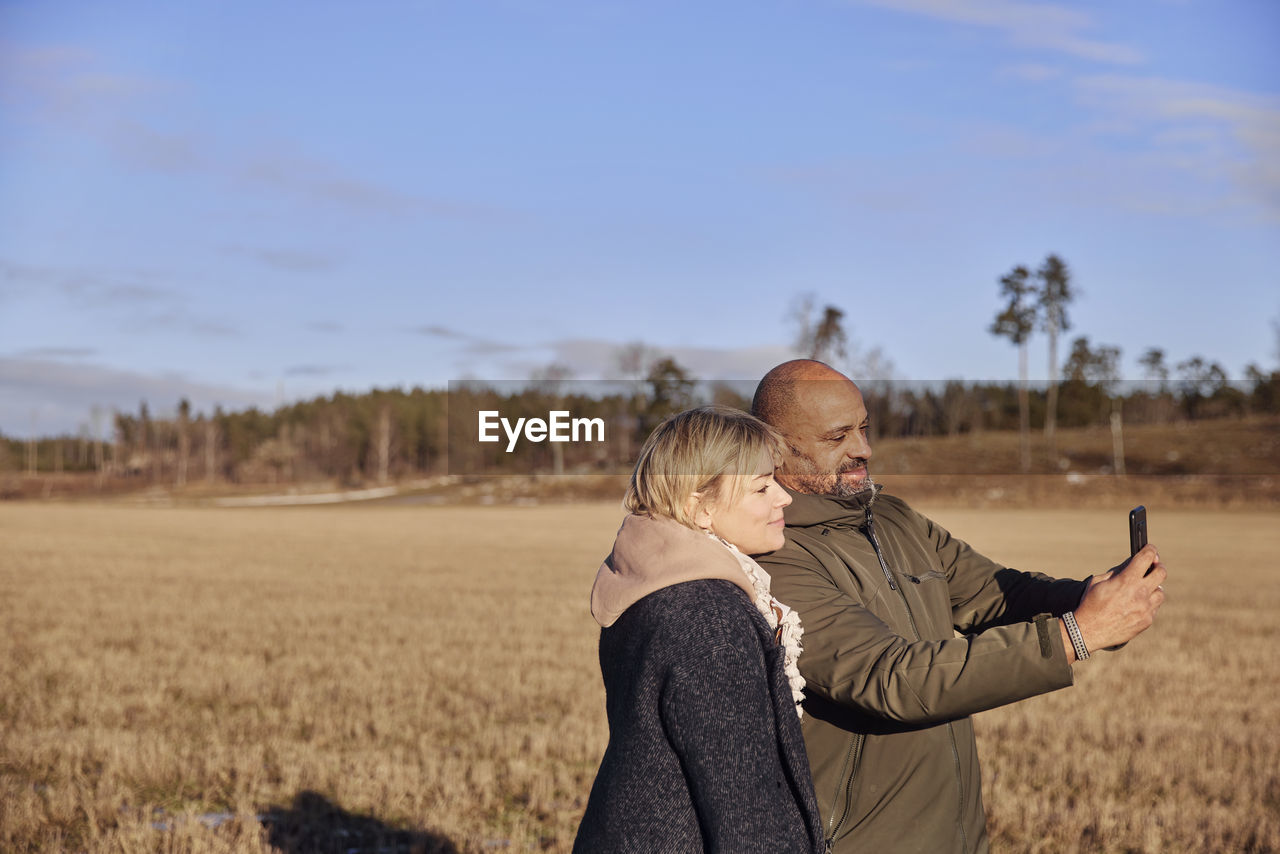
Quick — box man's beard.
[785,453,877,501]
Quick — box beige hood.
[590,514,756,627]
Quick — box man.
[752,360,1167,854]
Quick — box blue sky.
[2,0,1278,437]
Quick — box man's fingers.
[1143,560,1168,591]
[1119,544,1159,581]
[1150,582,1167,614]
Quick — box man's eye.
[827,435,845,443]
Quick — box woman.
[574,406,825,854]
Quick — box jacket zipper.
[864,508,898,592]
[947,721,970,852]
[866,508,921,640]
[824,731,864,849]
[866,507,970,853]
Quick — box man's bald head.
[751,359,850,431]
[752,360,875,497]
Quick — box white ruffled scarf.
[705,531,806,718]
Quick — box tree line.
[986,253,1279,471]
[5,255,1277,484]
[5,355,1277,485]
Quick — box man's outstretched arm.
[766,550,1076,725]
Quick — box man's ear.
[685,491,714,530]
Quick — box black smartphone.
[1129,505,1148,558]
[1105,506,1149,651]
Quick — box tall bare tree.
[376,403,392,485]
[1065,336,1124,474]
[1138,348,1168,388]
[176,398,191,487]
[26,410,38,475]
[1138,347,1173,423]
[990,265,1037,473]
[90,405,106,485]
[1036,254,1075,460]
[612,342,655,462]
[138,401,153,481]
[532,362,573,476]
[645,357,697,418]
[1175,355,1227,419]
[1272,311,1280,367]
[790,294,851,364]
[204,416,219,484]
[614,341,656,387]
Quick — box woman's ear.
[685,491,714,531]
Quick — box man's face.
[775,379,874,497]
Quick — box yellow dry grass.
[1,500,1277,852]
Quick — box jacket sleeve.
[903,503,1090,633]
[765,546,1076,725]
[659,594,814,853]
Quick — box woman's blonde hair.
[624,405,786,527]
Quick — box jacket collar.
[589,514,757,628]
[781,482,883,530]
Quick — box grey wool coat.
[574,515,824,854]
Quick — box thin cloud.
[0,44,173,116]
[306,321,345,334]
[238,151,426,217]
[1074,74,1280,217]
[223,245,340,274]
[1001,63,1065,82]
[119,310,240,338]
[0,259,172,305]
[0,356,274,437]
[1,258,239,335]
[545,338,800,382]
[851,0,1144,65]
[485,338,889,389]
[284,364,348,377]
[109,118,204,172]
[105,284,173,302]
[3,42,507,220]
[411,324,524,356]
[13,346,98,359]
[413,324,469,339]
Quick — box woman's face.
[700,451,793,555]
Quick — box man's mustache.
[837,459,869,474]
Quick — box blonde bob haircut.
[624,405,787,528]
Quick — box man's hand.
[1068,544,1167,656]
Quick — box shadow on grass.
[261,790,459,854]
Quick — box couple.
[574,360,1169,854]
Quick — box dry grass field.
[2,498,1277,853]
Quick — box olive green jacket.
[758,488,1087,854]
